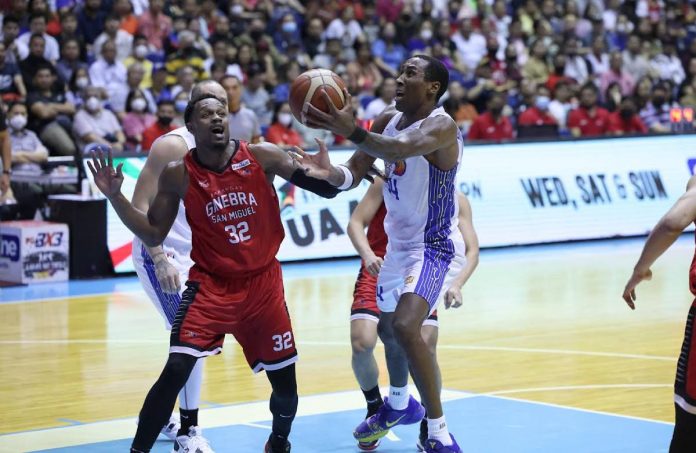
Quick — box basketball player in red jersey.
[623,175,696,452]
[348,178,479,451]
[88,90,349,453]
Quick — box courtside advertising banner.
[87,135,696,273]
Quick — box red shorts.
[350,265,438,326]
[170,260,297,373]
[676,298,696,414]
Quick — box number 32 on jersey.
[224,221,251,244]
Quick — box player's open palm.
[444,285,463,309]
[622,267,653,310]
[87,147,124,199]
[292,138,332,181]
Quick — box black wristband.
[2,169,10,175]
[347,126,368,144]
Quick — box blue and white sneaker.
[353,396,425,443]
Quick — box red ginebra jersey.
[366,202,387,259]
[183,141,284,279]
[691,229,696,296]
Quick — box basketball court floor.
[0,236,691,452]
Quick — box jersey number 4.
[224,221,251,244]
[386,178,400,200]
[272,331,293,351]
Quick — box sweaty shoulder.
[422,111,458,134]
[247,141,284,172]
[149,134,191,163]
[371,105,399,134]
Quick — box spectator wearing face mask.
[73,86,126,152]
[172,90,189,127]
[141,100,177,151]
[122,89,156,150]
[518,87,558,126]
[123,35,154,89]
[639,82,676,133]
[608,96,648,135]
[265,102,303,148]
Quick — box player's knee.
[162,353,195,385]
[351,335,377,356]
[392,317,420,347]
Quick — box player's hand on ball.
[153,255,181,294]
[87,147,124,199]
[304,88,356,137]
[364,254,383,276]
[444,286,463,309]
[622,267,652,310]
[291,138,332,180]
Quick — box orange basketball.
[289,69,346,125]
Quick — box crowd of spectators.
[1,0,696,216]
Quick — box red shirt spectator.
[265,123,302,147]
[518,107,558,126]
[567,106,610,136]
[467,112,514,141]
[141,121,176,151]
[607,111,648,134]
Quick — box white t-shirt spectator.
[89,58,128,98]
[73,107,123,149]
[93,31,134,63]
[364,98,389,120]
[650,54,686,85]
[17,32,60,62]
[451,32,486,76]
[325,19,363,48]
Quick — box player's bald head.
[191,80,227,106]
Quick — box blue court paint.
[33,395,672,453]
[54,419,83,426]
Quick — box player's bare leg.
[415,325,441,451]
[351,319,383,415]
[351,319,384,451]
[353,312,425,443]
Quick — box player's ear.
[430,81,440,98]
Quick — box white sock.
[388,385,409,410]
[427,416,452,445]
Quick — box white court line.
[0,386,674,451]
[486,383,673,395]
[300,340,676,362]
[0,290,143,305]
[0,338,676,362]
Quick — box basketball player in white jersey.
[130,80,226,453]
[297,55,466,453]
[348,177,479,451]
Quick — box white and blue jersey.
[132,127,195,329]
[377,107,467,313]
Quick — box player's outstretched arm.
[88,148,181,247]
[131,135,189,294]
[444,193,480,309]
[347,179,385,276]
[623,175,696,309]
[250,140,342,198]
[303,89,457,161]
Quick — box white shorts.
[132,238,192,330]
[377,244,466,315]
